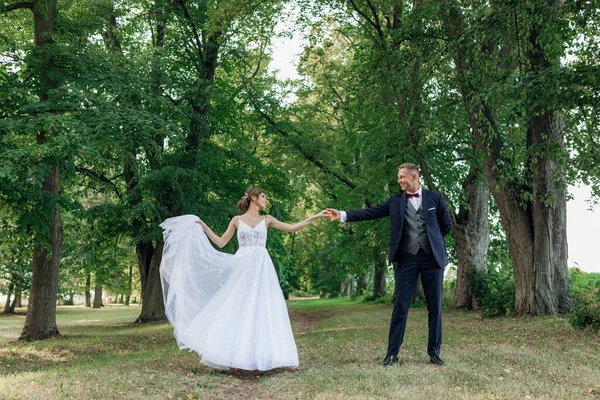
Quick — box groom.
[326,163,452,367]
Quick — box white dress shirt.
[340,186,422,222]
[407,186,422,210]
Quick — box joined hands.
[325,208,340,222]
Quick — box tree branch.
[251,100,357,190]
[247,40,268,80]
[349,0,383,41]
[75,166,123,200]
[365,0,385,42]
[176,0,204,60]
[2,2,34,12]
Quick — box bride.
[159,187,327,371]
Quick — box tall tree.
[1,0,63,340]
[273,0,491,302]
[444,0,575,314]
[72,0,290,322]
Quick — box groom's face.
[398,168,419,193]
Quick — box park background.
[1,0,599,399]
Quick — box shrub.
[442,267,457,309]
[469,263,515,318]
[567,268,600,333]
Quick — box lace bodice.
[237,216,267,248]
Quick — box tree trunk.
[3,282,14,313]
[112,3,167,324]
[17,0,62,341]
[373,256,387,299]
[357,274,368,296]
[345,275,353,298]
[125,263,132,306]
[93,282,103,308]
[524,109,570,314]
[452,168,490,309]
[85,273,91,307]
[135,241,166,323]
[21,206,62,340]
[9,291,20,313]
[21,162,62,340]
[522,17,571,314]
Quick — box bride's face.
[253,193,267,210]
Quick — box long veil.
[159,214,236,350]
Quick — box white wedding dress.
[159,214,299,371]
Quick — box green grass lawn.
[1,300,599,399]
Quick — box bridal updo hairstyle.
[237,187,264,212]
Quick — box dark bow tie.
[406,193,420,198]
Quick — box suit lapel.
[421,189,429,223]
[398,192,407,229]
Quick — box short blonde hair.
[398,163,419,176]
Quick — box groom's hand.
[326,208,340,222]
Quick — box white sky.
[566,185,600,272]
[268,18,600,274]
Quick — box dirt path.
[289,309,319,338]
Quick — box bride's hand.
[316,210,329,218]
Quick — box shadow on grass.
[0,310,319,379]
[219,366,298,381]
[0,312,27,317]
[0,320,175,376]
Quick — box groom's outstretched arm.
[328,198,391,223]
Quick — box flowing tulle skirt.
[159,215,298,371]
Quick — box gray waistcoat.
[399,203,432,255]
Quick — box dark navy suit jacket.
[346,189,452,267]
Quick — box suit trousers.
[387,249,444,358]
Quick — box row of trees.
[1,0,599,340]
[269,0,599,314]
[1,0,295,339]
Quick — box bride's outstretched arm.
[266,210,328,233]
[196,217,237,248]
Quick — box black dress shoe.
[430,355,446,366]
[381,354,398,367]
